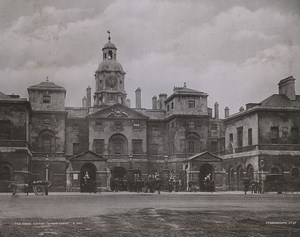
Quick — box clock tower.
[94,33,127,107]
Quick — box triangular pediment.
[185,151,222,162]
[88,103,149,120]
[70,150,107,161]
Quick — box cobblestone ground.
[0,192,299,236]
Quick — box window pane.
[0,166,10,180]
[188,101,195,108]
[271,127,279,144]
[248,128,252,146]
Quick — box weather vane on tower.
[107,30,111,41]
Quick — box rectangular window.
[43,95,51,103]
[271,127,279,144]
[73,143,79,155]
[167,105,170,111]
[171,102,174,109]
[237,127,243,147]
[211,141,218,151]
[43,138,51,153]
[72,125,79,143]
[188,121,195,130]
[291,127,299,144]
[0,120,11,140]
[151,144,158,155]
[132,139,143,154]
[93,139,104,154]
[248,128,253,146]
[114,141,122,154]
[188,141,195,153]
[188,100,195,108]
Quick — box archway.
[0,164,12,181]
[199,164,214,192]
[0,163,13,192]
[80,163,97,193]
[111,167,127,191]
[237,166,243,191]
[247,164,254,180]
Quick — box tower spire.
[107,30,111,41]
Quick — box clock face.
[106,76,117,87]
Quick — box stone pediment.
[88,103,148,120]
[185,151,222,162]
[70,150,107,161]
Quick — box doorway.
[80,163,97,192]
[199,164,214,191]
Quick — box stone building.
[0,36,299,192]
[221,76,300,191]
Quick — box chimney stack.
[125,98,131,108]
[82,96,87,108]
[86,86,91,108]
[214,102,219,119]
[152,96,157,110]
[159,93,167,110]
[278,76,296,100]
[225,107,229,118]
[135,87,141,108]
[239,106,245,112]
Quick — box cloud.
[0,0,299,116]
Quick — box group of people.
[243,178,262,194]
[167,171,183,192]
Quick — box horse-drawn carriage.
[9,180,51,196]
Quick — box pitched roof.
[28,81,65,91]
[0,91,12,100]
[259,94,300,108]
[184,151,222,162]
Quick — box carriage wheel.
[33,185,45,196]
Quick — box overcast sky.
[1,0,300,116]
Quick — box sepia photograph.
[0,0,300,236]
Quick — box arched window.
[0,164,12,181]
[109,134,128,155]
[270,165,282,175]
[38,130,55,153]
[247,164,254,180]
[186,133,200,154]
[271,167,279,174]
[108,50,113,59]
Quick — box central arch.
[80,163,97,193]
[199,164,214,191]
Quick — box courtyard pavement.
[0,191,299,236]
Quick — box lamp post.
[129,154,133,170]
[128,154,134,192]
[45,155,50,182]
